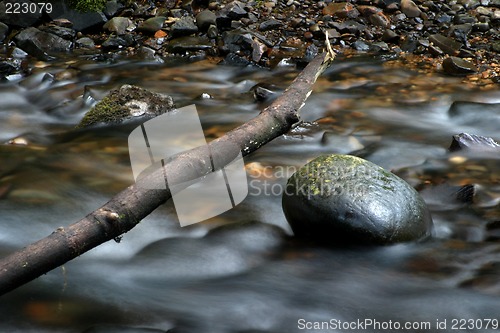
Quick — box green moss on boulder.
[77,85,175,128]
[282,154,433,245]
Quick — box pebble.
[137,16,166,34]
[171,16,199,37]
[401,0,422,18]
[442,56,478,75]
[196,10,217,31]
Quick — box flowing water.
[0,54,499,333]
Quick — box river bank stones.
[282,155,433,245]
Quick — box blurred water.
[0,55,499,332]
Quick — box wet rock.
[207,24,218,38]
[369,12,391,27]
[442,56,477,75]
[0,60,21,78]
[259,19,283,31]
[223,29,253,53]
[282,154,433,245]
[77,84,175,128]
[47,0,108,32]
[221,53,252,66]
[353,39,370,51]
[171,16,198,38]
[102,35,134,50]
[216,1,247,30]
[103,17,135,35]
[14,27,72,60]
[103,0,123,18]
[449,133,500,152]
[168,36,212,53]
[40,25,76,40]
[331,20,366,34]
[322,2,360,19]
[11,47,28,58]
[196,10,216,31]
[429,33,462,55]
[401,0,421,18]
[251,38,267,62]
[0,22,8,42]
[250,83,277,102]
[137,16,166,34]
[76,37,95,49]
[0,0,42,27]
[382,29,399,42]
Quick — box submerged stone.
[77,85,174,128]
[282,154,433,245]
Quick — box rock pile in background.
[1,0,500,82]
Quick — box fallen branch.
[0,49,335,296]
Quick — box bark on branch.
[0,50,335,296]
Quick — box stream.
[0,54,499,332]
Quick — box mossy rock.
[282,154,433,245]
[77,85,175,128]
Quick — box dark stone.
[103,17,134,35]
[0,0,42,28]
[207,24,218,38]
[196,10,216,31]
[331,20,366,34]
[0,22,8,42]
[104,0,123,18]
[369,12,391,27]
[250,83,277,102]
[436,14,453,23]
[75,37,95,48]
[168,36,212,53]
[222,29,252,53]
[220,53,252,66]
[303,43,318,63]
[449,133,500,152]
[370,41,390,52]
[171,16,198,37]
[429,33,462,55]
[39,25,76,40]
[0,60,21,77]
[442,56,477,75]
[137,16,166,34]
[353,39,370,51]
[454,14,476,24]
[14,27,72,60]
[216,0,247,29]
[251,38,267,62]
[381,29,399,42]
[259,19,282,31]
[102,35,134,50]
[448,23,472,43]
[282,154,433,245]
[401,0,421,17]
[47,0,108,32]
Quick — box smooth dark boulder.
[282,154,433,245]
